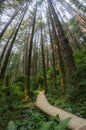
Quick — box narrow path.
[36,92,86,130]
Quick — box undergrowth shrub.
[7,107,71,130]
[71,64,86,100]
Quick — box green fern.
[54,117,72,130]
[7,121,17,130]
[40,121,54,130]
[40,117,71,130]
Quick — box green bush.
[71,64,86,99]
[7,108,71,130]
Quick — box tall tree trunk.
[70,0,86,14]
[37,48,42,73]
[48,0,74,86]
[46,44,49,70]
[25,4,37,99]
[60,0,86,33]
[41,23,47,92]
[0,7,21,39]
[57,9,82,50]
[23,28,31,75]
[0,27,16,65]
[48,17,57,89]
[33,36,38,76]
[23,40,27,74]
[49,9,66,93]
[0,8,27,79]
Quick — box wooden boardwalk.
[36,92,86,130]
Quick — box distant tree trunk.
[0,27,16,65]
[0,8,27,79]
[70,0,86,14]
[60,0,86,33]
[37,48,41,73]
[25,4,37,99]
[5,75,13,111]
[0,7,21,39]
[41,22,47,92]
[48,17,57,89]
[64,23,82,50]
[23,41,27,74]
[23,39,28,75]
[57,9,82,50]
[48,0,75,86]
[23,28,31,75]
[33,36,38,76]
[46,44,49,70]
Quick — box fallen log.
[36,92,86,130]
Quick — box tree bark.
[56,9,82,50]
[60,0,86,33]
[0,27,16,65]
[0,8,27,79]
[25,4,37,98]
[40,22,47,92]
[48,0,75,86]
[70,0,86,14]
[48,17,57,89]
[0,7,21,39]
[49,8,66,93]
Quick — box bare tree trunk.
[0,7,21,39]
[40,22,47,92]
[49,9,66,93]
[57,9,82,50]
[23,28,31,75]
[48,0,75,87]
[33,36,38,76]
[60,0,86,33]
[23,39,28,75]
[48,17,57,89]
[46,44,49,70]
[70,0,86,14]
[0,8,27,79]
[0,27,16,65]
[25,4,37,99]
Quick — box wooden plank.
[36,92,86,130]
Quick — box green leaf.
[54,117,72,130]
[8,121,17,130]
[51,114,59,122]
[40,121,54,130]
[20,126,27,130]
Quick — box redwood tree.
[40,21,47,92]
[25,3,37,98]
[48,0,75,86]
[0,7,27,79]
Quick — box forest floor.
[0,99,71,130]
[0,103,69,130]
[46,93,86,119]
[0,91,86,130]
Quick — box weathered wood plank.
[36,92,86,130]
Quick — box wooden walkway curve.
[36,92,86,130]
